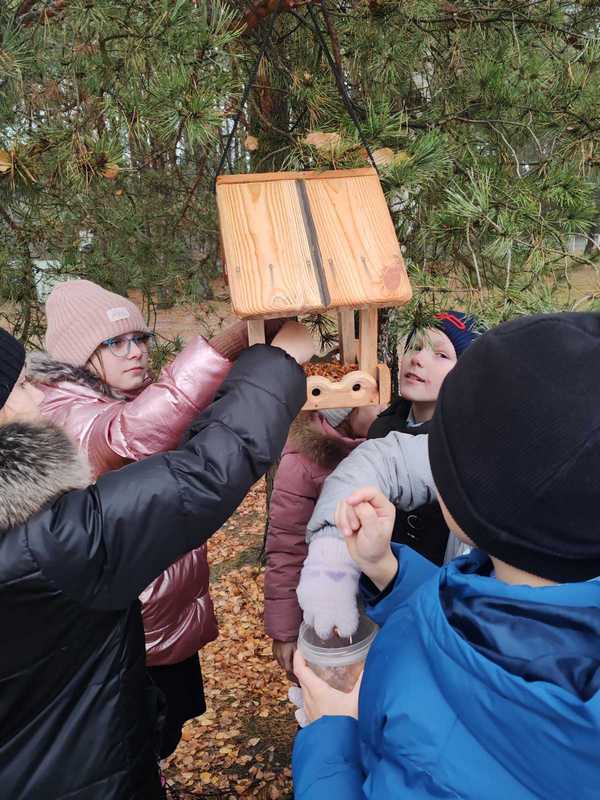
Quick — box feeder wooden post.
[247,319,266,345]
[359,307,378,377]
[337,309,357,365]
[377,362,392,406]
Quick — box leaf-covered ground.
[163,480,297,799]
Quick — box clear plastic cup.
[298,612,378,693]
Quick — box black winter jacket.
[0,345,305,800]
[368,397,449,565]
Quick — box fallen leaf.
[162,480,295,796]
[248,737,261,746]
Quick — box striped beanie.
[434,310,480,357]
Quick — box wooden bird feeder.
[216,167,412,410]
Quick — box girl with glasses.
[29,278,287,762]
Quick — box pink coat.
[264,412,363,642]
[29,337,230,665]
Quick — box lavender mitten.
[297,537,361,639]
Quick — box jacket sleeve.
[26,345,306,611]
[292,717,365,799]
[264,455,317,642]
[82,336,232,472]
[360,543,439,626]
[306,432,436,544]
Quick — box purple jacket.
[29,336,230,665]
[264,412,363,642]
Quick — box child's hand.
[293,650,362,724]
[272,639,298,685]
[335,486,398,590]
[270,321,315,364]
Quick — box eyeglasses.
[100,332,155,358]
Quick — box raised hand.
[335,486,398,591]
[270,321,315,365]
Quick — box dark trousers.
[148,653,206,759]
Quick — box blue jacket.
[293,546,600,799]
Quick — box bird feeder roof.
[216,167,412,319]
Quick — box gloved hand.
[296,536,361,640]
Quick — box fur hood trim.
[0,421,92,531]
[287,411,356,470]
[27,351,128,400]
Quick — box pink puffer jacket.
[264,412,363,643]
[29,336,230,665]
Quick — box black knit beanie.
[429,312,600,583]
[0,328,25,409]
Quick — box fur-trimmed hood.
[0,421,91,531]
[286,411,360,470]
[27,351,129,400]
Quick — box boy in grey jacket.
[297,311,479,639]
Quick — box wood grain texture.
[217,168,376,185]
[337,309,357,364]
[359,307,378,376]
[247,319,266,345]
[216,168,412,318]
[302,369,380,410]
[377,363,392,407]
[217,179,322,318]
[304,173,411,309]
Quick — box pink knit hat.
[45,280,148,366]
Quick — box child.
[264,405,381,681]
[293,312,600,799]
[368,310,478,563]
[369,311,479,438]
[297,311,478,638]
[0,323,310,800]
[30,278,283,757]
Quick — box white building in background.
[32,259,64,303]
[30,230,94,302]
[566,234,588,256]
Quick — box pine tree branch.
[319,0,343,74]
[17,0,65,28]
[174,156,208,232]
[0,204,19,232]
